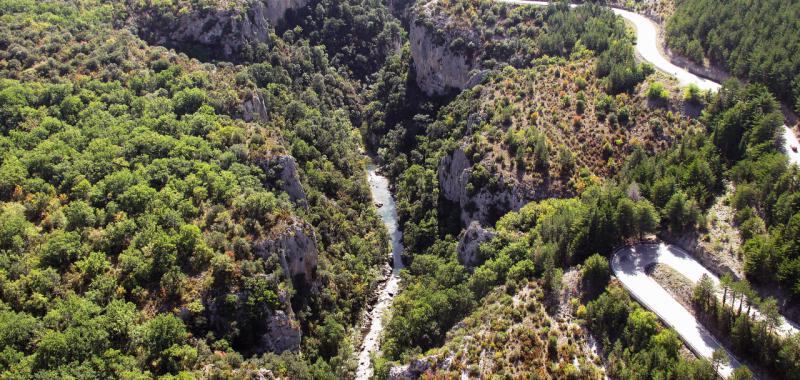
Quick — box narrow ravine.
[353,3,797,379]
[355,162,405,380]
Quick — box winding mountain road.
[613,244,740,377]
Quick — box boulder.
[457,221,496,268]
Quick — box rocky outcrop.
[134,0,310,60]
[202,285,301,354]
[263,0,310,25]
[438,146,472,206]
[457,221,496,268]
[389,355,455,380]
[254,218,318,292]
[243,90,269,122]
[409,6,483,96]
[260,310,302,353]
[255,155,307,207]
[388,0,416,25]
[438,147,541,226]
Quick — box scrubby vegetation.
[371,0,709,369]
[375,2,796,375]
[414,1,648,89]
[380,283,604,378]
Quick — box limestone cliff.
[254,218,319,293]
[243,90,269,122]
[255,154,308,207]
[438,146,545,226]
[409,2,484,96]
[202,283,302,354]
[263,0,311,25]
[133,0,310,60]
[457,221,497,268]
[260,310,302,353]
[388,0,417,25]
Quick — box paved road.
[498,0,800,167]
[613,244,739,377]
[784,126,800,166]
[355,163,405,380]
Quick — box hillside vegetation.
[0,0,398,377]
[3,0,800,378]
[415,0,628,65]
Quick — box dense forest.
[666,0,800,111]
[0,0,405,377]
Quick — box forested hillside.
[0,0,400,377]
[666,0,800,111]
[366,0,713,372]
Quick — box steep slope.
[407,1,628,95]
[388,284,604,379]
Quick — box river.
[355,163,405,380]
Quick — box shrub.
[647,82,669,101]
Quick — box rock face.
[202,287,302,354]
[135,0,310,60]
[438,147,537,226]
[204,217,317,355]
[263,0,310,25]
[260,310,302,353]
[243,90,269,122]
[388,355,456,380]
[256,155,307,207]
[254,219,318,292]
[409,7,481,96]
[457,221,496,268]
[388,0,416,24]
